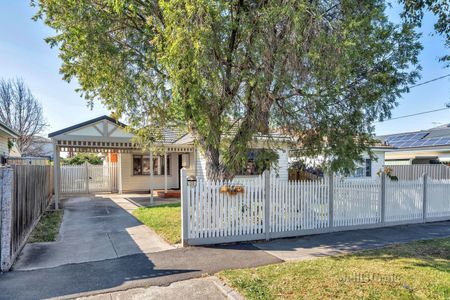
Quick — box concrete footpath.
[254,221,450,261]
[77,277,243,300]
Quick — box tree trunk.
[203,144,229,181]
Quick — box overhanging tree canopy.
[33,0,421,179]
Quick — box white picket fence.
[60,162,118,194]
[181,170,450,246]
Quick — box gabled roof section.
[0,120,19,138]
[161,127,185,144]
[48,115,133,138]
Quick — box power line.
[409,73,450,89]
[375,74,450,123]
[376,107,450,123]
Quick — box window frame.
[353,159,372,178]
[132,154,171,176]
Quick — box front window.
[133,155,171,175]
[353,159,372,177]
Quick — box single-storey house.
[0,121,19,164]
[49,115,390,199]
[48,116,290,194]
[378,123,450,165]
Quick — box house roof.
[0,121,19,138]
[48,115,127,138]
[377,123,450,150]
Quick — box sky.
[0,1,449,137]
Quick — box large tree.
[0,78,47,154]
[33,0,421,179]
[400,0,449,65]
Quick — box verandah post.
[264,170,270,240]
[380,172,386,225]
[328,173,334,228]
[181,168,189,247]
[422,173,428,223]
[53,142,60,210]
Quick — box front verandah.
[53,146,193,209]
[48,115,195,208]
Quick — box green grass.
[28,210,64,243]
[219,238,450,300]
[132,203,181,245]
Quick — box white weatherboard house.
[48,116,290,196]
[48,115,389,203]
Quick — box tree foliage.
[0,78,47,154]
[400,0,450,65]
[33,0,421,179]
[61,153,103,165]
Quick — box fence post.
[328,173,334,228]
[181,168,189,247]
[380,172,386,225]
[85,162,90,194]
[0,167,14,271]
[264,170,270,240]
[422,173,428,223]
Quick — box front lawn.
[28,210,64,243]
[219,237,450,299]
[132,202,181,245]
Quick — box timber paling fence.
[0,165,53,271]
[180,170,450,246]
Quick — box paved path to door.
[13,195,174,271]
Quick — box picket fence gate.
[180,170,450,246]
[60,162,118,194]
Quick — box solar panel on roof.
[384,132,430,148]
[422,140,435,146]
[395,137,450,148]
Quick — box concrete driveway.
[13,195,174,271]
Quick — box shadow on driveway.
[0,243,280,299]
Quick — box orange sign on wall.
[109,153,118,163]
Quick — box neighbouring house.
[0,120,19,164]
[378,123,450,165]
[48,115,290,194]
[23,136,54,159]
[5,136,53,166]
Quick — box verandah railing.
[180,170,450,246]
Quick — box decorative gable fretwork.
[56,139,194,153]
